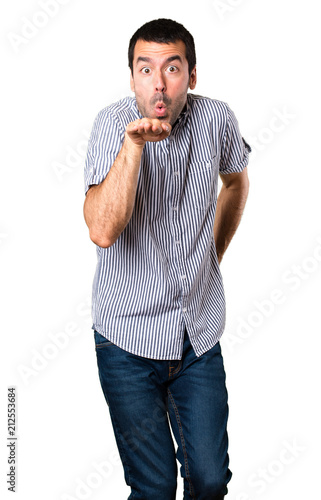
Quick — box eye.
[141,67,151,74]
[167,66,178,73]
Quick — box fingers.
[160,122,171,134]
[133,120,167,135]
[127,119,171,141]
[138,120,160,135]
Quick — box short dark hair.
[128,18,196,76]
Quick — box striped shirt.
[84,93,250,359]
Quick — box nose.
[154,70,166,93]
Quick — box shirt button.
[182,308,187,313]
[181,275,187,280]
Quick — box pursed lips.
[154,102,167,116]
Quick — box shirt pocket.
[188,155,218,211]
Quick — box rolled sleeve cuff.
[219,137,251,175]
[84,173,108,195]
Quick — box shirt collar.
[176,93,191,127]
[130,97,143,119]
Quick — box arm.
[214,166,249,264]
[83,118,171,248]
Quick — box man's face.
[130,39,197,126]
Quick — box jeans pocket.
[94,330,113,348]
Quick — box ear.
[130,71,135,92]
[189,66,197,90]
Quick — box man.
[84,18,250,500]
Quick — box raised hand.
[126,118,172,147]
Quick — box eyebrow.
[136,55,183,66]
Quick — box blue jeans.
[94,329,232,499]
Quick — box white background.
[1,0,320,499]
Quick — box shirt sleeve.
[84,109,124,195]
[219,104,251,175]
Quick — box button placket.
[170,139,189,316]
